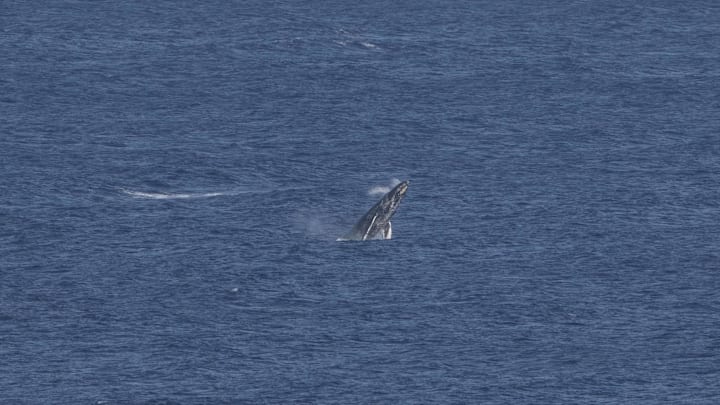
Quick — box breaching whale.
[339,180,409,241]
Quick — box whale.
[339,180,409,241]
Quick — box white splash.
[368,186,390,196]
[367,178,402,196]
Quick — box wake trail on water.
[121,190,226,200]
[120,186,312,200]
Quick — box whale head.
[341,180,410,241]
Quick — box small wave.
[359,41,378,49]
[121,189,226,200]
[333,37,380,50]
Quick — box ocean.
[2,1,719,403]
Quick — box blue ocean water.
[2,1,719,403]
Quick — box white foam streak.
[122,189,226,200]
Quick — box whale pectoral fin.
[362,214,378,241]
[383,221,392,240]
